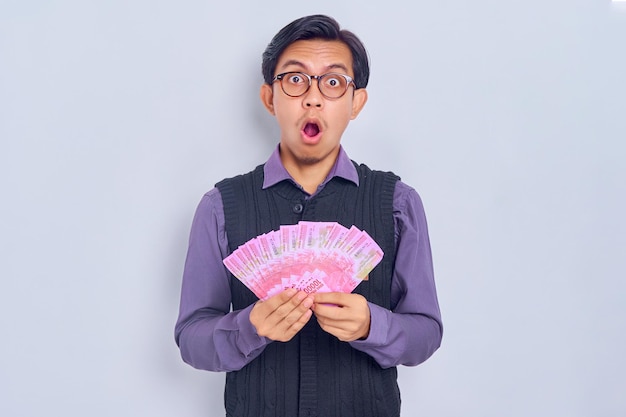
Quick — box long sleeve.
[349,181,443,368]
[174,188,271,372]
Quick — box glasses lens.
[281,73,309,97]
[319,73,350,98]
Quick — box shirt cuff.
[350,302,390,347]
[235,304,273,355]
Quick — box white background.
[1,1,625,416]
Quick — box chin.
[294,153,323,166]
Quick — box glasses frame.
[272,72,355,99]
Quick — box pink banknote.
[223,222,383,300]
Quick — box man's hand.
[312,292,371,341]
[249,288,314,342]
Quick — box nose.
[303,79,323,108]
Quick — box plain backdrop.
[1,1,625,416]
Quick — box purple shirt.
[175,146,442,371]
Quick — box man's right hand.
[249,289,314,342]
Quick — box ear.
[260,84,275,115]
[350,88,368,120]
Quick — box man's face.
[261,39,367,173]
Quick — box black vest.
[217,162,401,417]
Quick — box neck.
[285,163,331,195]
[280,148,339,195]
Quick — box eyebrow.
[278,59,350,74]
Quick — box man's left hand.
[311,292,371,341]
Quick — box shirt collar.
[262,145,359,191]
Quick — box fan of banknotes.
[223,221,384,300]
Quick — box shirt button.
[293,203,304,214]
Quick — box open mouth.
[303,122,320,138]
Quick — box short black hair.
[261,15,370,89]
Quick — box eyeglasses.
[272,72,355,99]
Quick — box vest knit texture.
[216,162,401,417]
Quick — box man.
[175,14,442,417]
